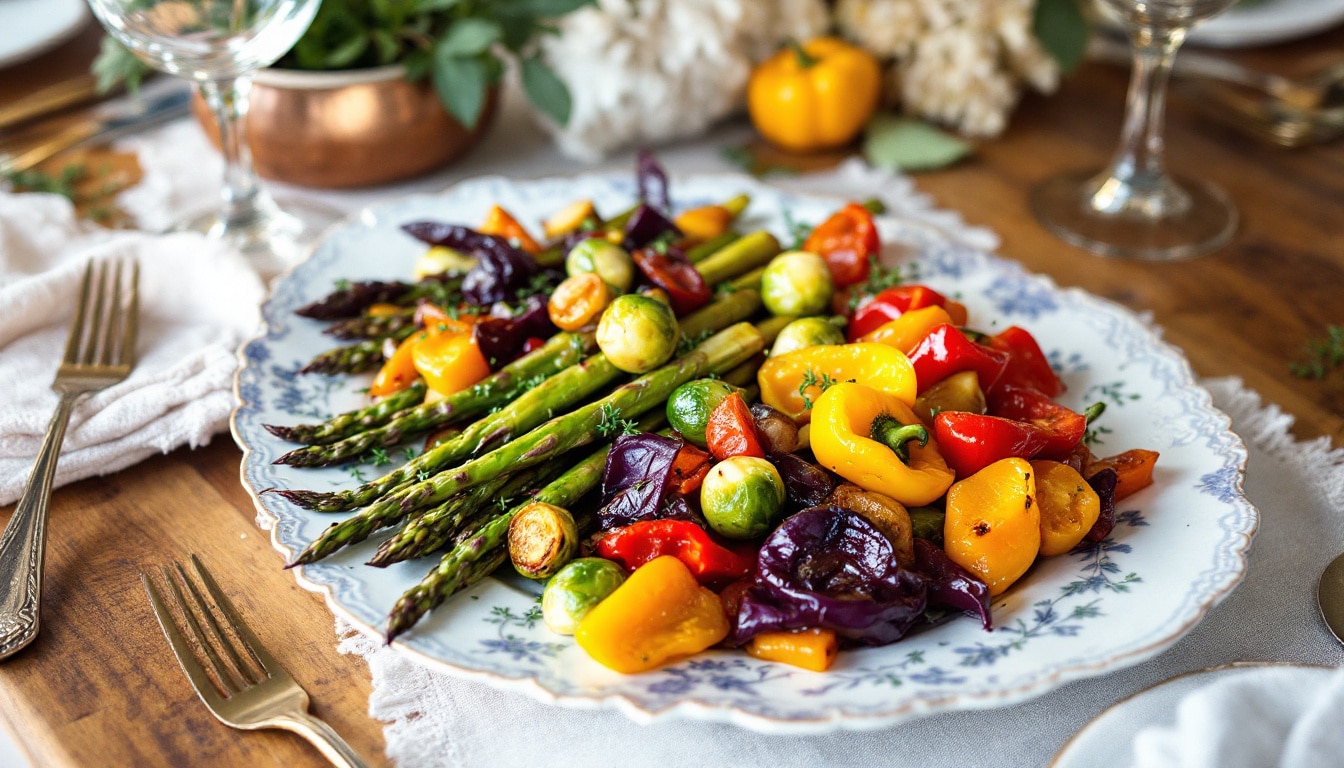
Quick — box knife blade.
[0,80,192,175]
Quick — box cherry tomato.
[803,203,880,288]
[632,248,712,316]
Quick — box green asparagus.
[290,322,765,565]
[324,310,417,341]
[299,326,416,375]
[264,381,428,445]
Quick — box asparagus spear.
[275,289,762,508]
[694,232,780,287]
[264,381,428,445]
[385,437,615,641]
[296,281,413,320]
[290,322,765,565]
[275,330,598,468]
[299,327,416,375]
[323,310,417,341]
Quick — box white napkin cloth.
[0,192,264,505]
[1131,666,1344,768]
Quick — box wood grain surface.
[1,19,1341,768]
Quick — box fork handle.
[0,392,81,661]
[274,712,371,768]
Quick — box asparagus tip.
[262,424,300,441]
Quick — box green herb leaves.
[1290,325,1344,380]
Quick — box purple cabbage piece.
[597,432,684,530]
[1081,467,1119,544]
[733,506,928,646]
[401,221,540,305]
[473,296,557,367]
[769,453,833,511]
[622,204,683,252]
[636,149,671,213]
[912,538,992,630]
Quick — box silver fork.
[142,556,370,768]
[0,259,138,660]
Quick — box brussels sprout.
[508,501,580,580]
[596,294,679,374]
[566,239,636,294]
[769,317,846,357]
[760,250,834,317]
[700,456,787,540]
[667,379,743,447]
[413,246,477,280]
[542,557,627,635]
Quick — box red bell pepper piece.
[668,443,713,496]
[632,247,712,315]
[933,411,1052,478]
[705,393,766,461]
[847,285,951,341]
[906,324,1011,393]
[803,202,880,288]
[987,326,1065,398]
[987,385,1087,458]
[595,520,756,586]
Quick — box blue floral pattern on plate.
[231,174,1259,734]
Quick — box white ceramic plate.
[232,173,1259,734]
[0,0,88,69]
[1096,0,1344,48]
[1051,662,1336,767]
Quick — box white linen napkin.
[0,192,264,505]
[1131,666,1344,768]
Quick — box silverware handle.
[0,392,81,661]
[277,712,371,768]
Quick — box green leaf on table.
[431,49,488,127]
[521,55,573,125]
[437,18,503,57]
[1034,0,1090,74]
[863,114,971,172]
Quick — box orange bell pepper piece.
[369,332,425,397]
[1030,460,1101,556]
[366,303,403,318]
[943,458,1041,596]
[412,331,491,397]
[575,555,729,674]
[1087,449,1159,501]
[860,305,954,355]
[547,273,613,331]
[480,204,542,254]
[757,343,917,425]
[542,199,597,239]
[745,628,838,672]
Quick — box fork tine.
[81,261,108,366]
[191,554,280,677]
[174,561,261,687]
[98,260,124,366]
[121,260,139,367]
[163,564,247,695]
[62,261,93,365]
[142,572,225,709]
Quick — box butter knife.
[0,81,192,175]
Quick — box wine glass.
[86,0,337,277]
[1031,0,1239,260]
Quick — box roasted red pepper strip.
[906,324,1011,394]
[987,326,1065,398]
[669,444,713,496]
[596,520,756,585]
[987,385,1087,457]
[632,247,712,315]
[848,285,951,341]
[803,202,879,288]
[705,393,766,461]
[932,411,1051,478]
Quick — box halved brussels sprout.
[760,250,834,317]
[769,317,846,357]
[541,558,627,635]
[700,456,787,540]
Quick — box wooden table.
[1,20,1341,768]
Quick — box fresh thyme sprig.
[1290,325,1344,380]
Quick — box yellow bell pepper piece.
[412,331,491,398]
[757,343,916,425]
[745,628,838,672]
[674,195,748,242]
[944,458,1041,596]
[810,382,955,506]
[860,305,954,355]
[575,556,729,674]
[542,199,596,239]
[747,38,882,153]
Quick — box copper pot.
[193,65,497,189]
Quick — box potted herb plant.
[95,0,590,188]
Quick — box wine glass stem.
[198,75,263,229]
[1092,27,1189,217]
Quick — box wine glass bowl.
[1031,0,1240,261]
[86,0,335,277]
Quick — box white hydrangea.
[537,0,829,160]
[837,0,1059,137]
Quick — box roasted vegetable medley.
[267,154,1160,674]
